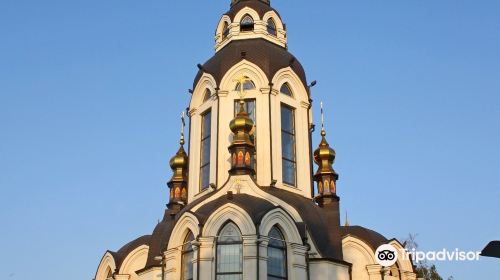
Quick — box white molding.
[118,245,149,279]
[203,203,256,236]
[95,252,117,280]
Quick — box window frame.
[279,83,293,97]
[267,227,288,280]
[199,109,212,190]
[203,88,212,103]
[235,78,256,92]
[181,232,195,280]
[240,14,255,32]
[280,103,297,187]
[216,222,244,280]
[267,18,277,36]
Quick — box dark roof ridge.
[109,234,151,271]
[340,225,389,251]
[225,0,280,21]
[193,38,307,92]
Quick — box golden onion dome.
[169,142,188,171]
[230,101,254,135]
[313,130,336,171]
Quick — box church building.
[94,1,417,279]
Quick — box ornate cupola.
[167,112,189,210]
[228,77,256,176]
[313,102,339,206]
[215,0,287,51]
[231,0,270,6]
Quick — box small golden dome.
[169,145,188,171]
[313,130,336,170]
[230,101,254,135]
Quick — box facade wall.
[188,62,313,202]
[309,260,351,280]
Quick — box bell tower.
[187,0,313,202]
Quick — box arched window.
[280,83,293,97]
[223,21,230,39]
[267,226,287,280]
[240,14,254,32]
[235,77,256,91]
[267,18,277,36]
[216,222,243,280]
[203,88,212,102]
[182,231,195,280]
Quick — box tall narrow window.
[240,15,254,32]
[267,227,287,280]
[281,105,296,186]
[182,232,195,280]
[200,110,211,190]
[216,222,243,280]
[267,18,277,36]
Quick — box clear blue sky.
[1,1,498,279]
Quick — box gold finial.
[345,212,350,227]
[180,111,185,146]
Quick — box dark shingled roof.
[263,188,343,260]
[193,39,308,92]
[195,194,276,225]
[143,209,178,268]
[340,225,389,251]
[225,0,280,21]
[108,235,151,270]
[481,241,500,258]
[114,190,389,271]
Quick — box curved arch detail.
[342,235,376,264]
[262,11,284,31]
[168,212,201,250]
[118,245,149,277]
[203,203,256,237]
[272,67,309,103]
[191,73,217,109]
[234,7,261,22]
[216,15,232,37]
[95,252,117,280]
[260,208,302,244]
[220,60,268,92]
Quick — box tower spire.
[180,111,185,145]
[313,101,339,206]
[321,101,325,133]
[167,111,189,210]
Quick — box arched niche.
[203,203,256,237]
